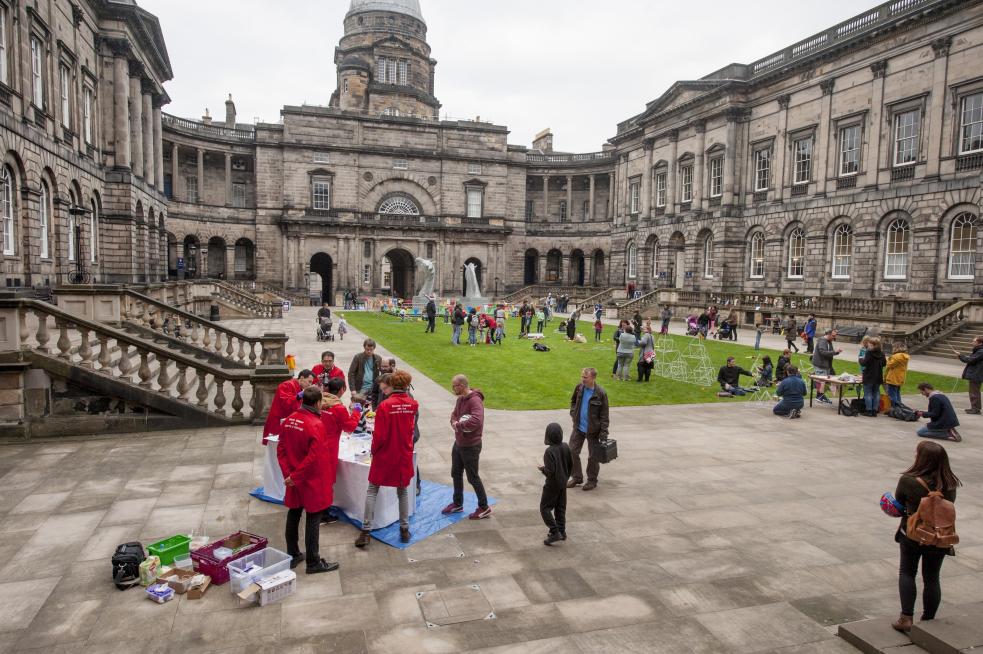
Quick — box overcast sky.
[142,0,867,153]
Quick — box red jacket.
[276,407,335,512]
[311,364,347,395]
[262,379,302,444]
[368,391,419,487]
[320,397,361,440]
[451,389,485,447]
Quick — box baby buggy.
[316,316,335,342]
[686,315,700,336]
[716,321,732,340]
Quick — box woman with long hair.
[891,441,961,633]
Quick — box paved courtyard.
[0,307,981,653]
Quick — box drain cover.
[417,584,496,627]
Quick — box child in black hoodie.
[539,422,573,546]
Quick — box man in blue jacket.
[803,314,817,353]
[915,383,961,442]
[773,366,806,418]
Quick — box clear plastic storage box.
[227,547,292,597]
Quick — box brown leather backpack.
[906,477,959,548]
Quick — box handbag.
[597,438,618,464]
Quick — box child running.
[337,314,348,341]
[539,422,572,546]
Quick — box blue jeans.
[754,332,762,350]
[886,384,902,406]
[468,327,477,345]
[773,399,802,415]
[452,324,462,344]
[918,426,953,439]
[864,383,879,412]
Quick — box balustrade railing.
[576,287,618,308]
[229,281,308,305]
[208,281,283,319]
[161,113,255,142]
[617,290,662,317]
[882,301,974,353]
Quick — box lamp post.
[68,205,92,284]
[188,243,198,279]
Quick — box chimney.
[532,128,553,153]
[201,108,212,125]
[225,94,236,128]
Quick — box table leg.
[809,378,814,408]
[838,385,845,415]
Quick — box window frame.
[0,5,8,86]
[655,171,667,207]
[185,176,198,203]
[703,236,714,279]
[89,198,97,263]
[627,242,637,279]
[311,176,331,210]
[708,157,723,197]
[959,91,983,155]
[467,162,482,175]
[465,186,483,218]
[232,182,247,208]
[59,63,70,128]
[792,136,813,185]
[680,164,693,202]
[892,108,921,167]
[786,227,805,279]
[582,199,589,221]
[838,124,862,177]
[749,231,765,279]
[392,158,408,170]
[947,212,978,280]
[753,146,772,192]
[884,218,911,280]
[39,181,49,259]
[67,190,76,262]
[650,239,659,279]
[831,224,853,279]
[559,200,567,222]
[628,178,640,214]
[82,86,93,144]
[30,35,44,109]
[1,166,13,255]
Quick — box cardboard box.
[235,570,296,606]
[187,575,211,600]
[157,568,207,594]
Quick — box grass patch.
[343,312,967,411]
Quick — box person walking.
[660,305,672,335]
[539,422,572,546]
[773,365,805,418]
[355,370,418,547]
[860,336,887,417]
[811,329,842,405]
[442,375,491,519]
[451,302,465,345]
[914,383,961,442]
[890,441,961,633]
[615,324,636,381]
[277,386,340,574]
[636,325,655,382]
[348,339,383,401]
[885,343,910,407]
[726,310,739,341]
[263,370,314,445]
[424,295,437,333]
[784,315,799,353]
[567,368,610,491]
[956,335,983,415]
[804,314,817,353]
[594,317,603,342]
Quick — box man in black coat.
[539,422,572,545]
[957,335,983,414]
[424,296,437,333]
[567,368,609,491]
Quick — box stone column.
[588,174,596,222]
[142,89,154,186]
[565,175,572,223]
[607,173,614,219]
[153,105,164,193]
[723,110,738,205]
[196,148,205,202]
[297,234,306,288]
[667,130,678,214]
[225,153,232,206]
[693,121,706,211]
[642,139,653,217]
[925,38,951,179]
[129,76,144,178]
[171,143,179,198]
[542,175,549,221]
[774,95,791,202]
[816,78,835,195]
[112,56,130,169]
[866,61,887,184]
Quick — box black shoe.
[559,531,567,540]
[400,526,411,543]
[544,531,562,546]
[321,512,338,525]
[306,558,339,574]
[289,552,304,569]
[965,409,981,415]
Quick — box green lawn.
[344,312,967,411]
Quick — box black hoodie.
[541,423,573,490]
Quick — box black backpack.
[839,399,857,417]
[112,541,145,590]
[889,404,919,422]
[533,343,550,352]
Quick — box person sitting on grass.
[776,349,792,382]
[717,357,755,396]
[914,383,961,442]
[756,355,774,387]
[773,365,806,419]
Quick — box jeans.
[864,383,880,412]
[899,537,946,619]
[730,326,738,341]
[451,443,487,508]
[616,353,633,380]
[721,383,747,396]
[569,429,600,483]
[918,426,955,439]
[661,320,670,334]
[786,338,799,353]
[806,336,814,353]
[540,485,567,534]
[452,324,462,344]
[595,330,602,341]
[537,320,544,333]
[362,483,409,529]
[468,327,477,345]
[285,507,323,566]
[886,384,902,407]
[970,380,981,412]
[754,332,762,350]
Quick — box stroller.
[716,321,732,340]
[686,315,700,336]
[316,316,335,342]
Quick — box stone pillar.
[866,61,887,184]
[129,76,144,178]
[226,245,236,281]
[542,175,549,221]
[142,89,154,185]
[565,175,572,223]
[774,96,791,202]
[225,153,232,206]
[297,234,306,288]
[196,148,204,202]
[112,56,130,169]
[588,174,596,222]
[642,140,653,217]
[667,130,678,214]
[693,121,706,211]
[723,110,738,205]
[171,143,179,198]
[925,38,951,179]
[153,105,164,192]
[816,78,835,195]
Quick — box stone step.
[839,602,983,654]
[838,617,925,653]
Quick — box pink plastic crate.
[190,531,267,585]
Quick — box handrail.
[576,287,618,308]
[617,290,662,316]
[206,280,283,319]
[229,281,308,305]
[881,300,977,353]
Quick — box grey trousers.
[362,483,410,529]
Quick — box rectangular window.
[312,178,331,210]
[466,188,482,218]
[30,37,44,108]
[59,64,70,128]
[709,158,723,197]
[793,138,812,185]
[893,109,920,166]
[0,7,8,85]
[376,57,388,83]
[583,199,589,220]
[959,92,983,155]
[397,60,408,85]
[629,180,640,214]
[468,162,482,175]
[655,172,667,207]
[839,125,860,175]
[234,244,247,273]
[232,183,246,208]
[67,214,75,261]
[681,165,693,202]
[559,200,567,222]
[82,87,93,144]
[313,152,330,164]
[525,199,533,221]
[754,148,771,191]
[362,264,370,285]
[185,176,198,203]
[393,158,408,170]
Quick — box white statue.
[415,257,436,297]
[464,262,482,298]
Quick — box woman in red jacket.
[317,377,362,525]
[355,369,418,547]
[276,386,339,574]
[262,370,313,444]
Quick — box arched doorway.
[235,238,255,279]
[523,248,539,285]
[546,249,562,283]
[183,235,200,279]
[462,257,483,295]
[310,253,333,304]
[669,232,686,289]
[570,249,585,286]
[384,248,415,299]
[207,236,226,279]
[591,250,605,287]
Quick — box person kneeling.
[773,365,806,419]
[539,423,572,546]
[914,383,961,442]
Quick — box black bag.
[597,438,618,464]
[532,343,550,352]
[111,541,145,590]
[850,398,866,414]
[889,404,919,422]
[839,400,857,417]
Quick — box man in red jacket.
[442,374,491,520]
[311,351,347,396]
[355,370,418,547]
[262,370,314,445]
[277,386,339,574]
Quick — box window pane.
[704,238,714,278]
[312,180,331,210]
[1,168,13,255]
[787,229,804,278]
[90,200,97,262]
[793,139,812,184]
[749,233,764,278]
[466,188,482,217]
[628,244,636,278]
[948,214,978,278]
[710,158,723,196]
[0,8,7,85]
[961,93,983,154]
[185,177,197,203]
[39,184,48,258]
[755,149,771,191]
[681,166,693,201]
[31,38,43,108]
[656,173,667,207]
[832,225,853,278]
[894,110,920,166]
[840,126,860,175]
[885,219,910,278]
[629,181,640,213]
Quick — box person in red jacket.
[277,386,339,575]
[311,351,347,396]
[318,377,362,525]
[262,370,314,445]
[355,370,418,548]
[442,374,491,520]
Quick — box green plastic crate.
[147,534,191,566]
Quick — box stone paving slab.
[0,306,980,653]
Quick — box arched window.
[884,218,910,279]
[67,189,77,262]
[948,212,979,279]
[1,166,14,255]
[787,228,805,278]
[831,225,853,279]
[749,232,764,279]
[651,239,659,279]
[90,198,98,262]
[627,242,637,279]
[39,181,49,259]
[703,235,714,278]
[378,195,420,215]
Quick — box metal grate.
[791,185,809,197]
[891,165,915,182]
[836,176,858,190]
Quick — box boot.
[354,529,371,548]
[400,526,411,543]
[544,530,562,546]
[891,614,913,633]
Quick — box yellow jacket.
[885,352,910,386]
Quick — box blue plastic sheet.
[249,486,283,505]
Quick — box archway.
[462,257,483,295]
[234,238,255,279]
[523,248,539,285]
[183,235,200,278]
[384,247,415,299]
[310,252,334,304]
[546,249,562,283]
[167,233,177,279]
[207,236,226,279]
[570,249,585,286]
[591,250,606,287]
[669,232,686,289]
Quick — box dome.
[347,0,425,24]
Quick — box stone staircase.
[838,601,983,653]
[915,321,983,358]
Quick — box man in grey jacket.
[567,368,610,491]
[811,328,842,405]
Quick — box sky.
[142,0,868,153]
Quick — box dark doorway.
[207,236,226,279]
[183,235,200,278]
[592,250,605,287]
[570,249,585,286]
[523,249,539,285]
[462,257,483,295]
[310,252,333,304]
[384,248,415,299]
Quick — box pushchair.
[686,316,699,336]
[716,321,732,340]
[316,316,335,342]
